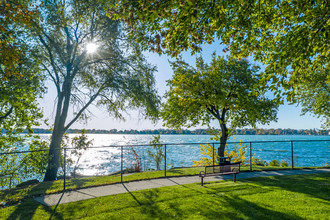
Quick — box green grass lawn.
[0,166,321,207]
[1,173,329,219]
[0,165,294,206]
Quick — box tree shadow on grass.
[122,182,302,219]
[6,198,64,220]
[5,181,64,220]
[166,167,202,176]
[65,176,96,190]
[222,195,304,220]
[239,173,330,201]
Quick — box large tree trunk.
[44,83,71,181]
[44,127,64,181]
[218,122,228,157]
[218,108,228,157]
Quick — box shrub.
[280,160,289,167]
[253,158,268,166]
[147,135,165,170]
[225,143,247,165]
[68,130,93,177]
[192,143,215,166]
[269,160,280,167]
[129,146,142,172]
[192,141,249,166]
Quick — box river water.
[48,134,330,176]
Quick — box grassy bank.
[1,173,329,219]
[0,165,296,206]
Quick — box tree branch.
[38,34,61,84]
[64,87,103,131]
[41,63,61,94]
[0,106,14,121]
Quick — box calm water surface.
[46,134,330,176]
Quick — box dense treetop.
[108,0,330,127]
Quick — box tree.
[25,0,160,181]
[162,55,278,157]
[108,0,329,127]
[0,1,47,187]
[0,1,43,126]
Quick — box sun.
[86,42,98,54]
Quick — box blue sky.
[39,41,324,130]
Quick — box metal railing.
[0,139,329,191]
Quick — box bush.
[253,158,268,166]
[192,141,249,166]
[280,160,289,167]
[129,146,142,172]
[269,160,280,167]
[225,143,248,165]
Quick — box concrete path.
[34,168,330,206]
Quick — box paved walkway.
[34,168,330,206]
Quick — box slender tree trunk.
[218,108,228,157]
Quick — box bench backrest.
[205,162,241,174]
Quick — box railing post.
[249,142,252,172]
[121,146,123,183]
[64,147,66,191]
[212,143,215,166]
[9,174,12,189]
[291,141,294,170]
[164,144,167,177]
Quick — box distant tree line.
[30,128,329,135]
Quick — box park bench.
[199,161,241,186]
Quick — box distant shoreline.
[28,128,329,136]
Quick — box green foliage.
[0,1,46,187]
[253,158,268,166]
[192,141,248,166]
[281,161,289,168]
[0,0,44,143]
[162,55,278,129]
[162,54,278,156]
[226,144,247,165]
[192,143,215,167]
[147,135,165,170]
[294,64,330,128]
[0,136,48,189]
[66,130,94,177]
[192,131,264,167]
[0,19,45,187]
[110,0,330,127]
[0,2,38,80]
[21,0,160,180]
[269,160,280,167]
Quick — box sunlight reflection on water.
[38,134,329,176]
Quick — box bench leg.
[201,177,204,186]
[234,174,236,182]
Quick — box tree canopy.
[0,1,38,80]
[23,0,160,181]
[0,1,43,129]
[109,0,329,127]
[162,54,278,156]
[294,64,330,127]
[0,1,47,187]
